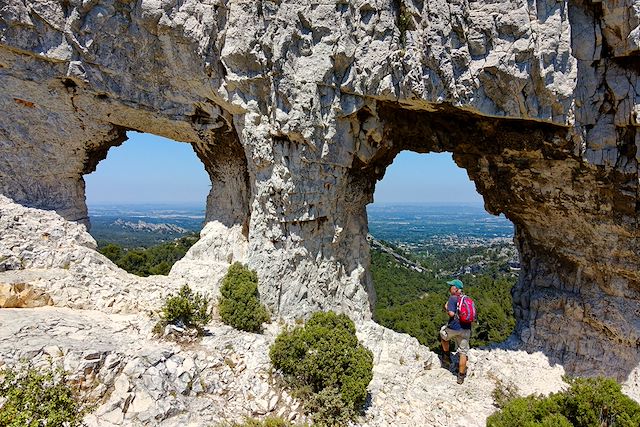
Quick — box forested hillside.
[98,234,199,276]
[371,243,516,350]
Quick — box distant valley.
[88,203,204,247]
[89,202,514,249]
[367,203,513,248]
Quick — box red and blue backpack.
[457,295,477,324]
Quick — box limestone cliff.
[0,0,639,385]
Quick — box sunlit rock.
[0,0,638,394]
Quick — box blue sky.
[84,133,210,204]
[374,151,482,205]
[84,132,483,205]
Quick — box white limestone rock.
[0,0,638,390]
[3,307,635,426]
[0,195,181,313]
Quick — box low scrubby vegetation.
[490,375,520,410]
[270,311,373,426]
[154,284,212,336]
[487,376,640,427]
[0,364,87,427]
[99,234,198,276]
[218,416,307,427]
[219,263,270,333]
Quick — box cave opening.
[83,131,210,276]
[367,150,519,350]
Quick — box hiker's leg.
[456,353,468,384]
[458,330,471,376]
[459,353,467,374]
[439,326,452,369]
[439,325,450,352]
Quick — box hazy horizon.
[87,200,485,207]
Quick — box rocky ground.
[0,305,571,427]
[1,196,639,426]
[2,0,639,381]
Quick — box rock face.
[0,307,311,426]
[0,199,584,426]
[0,0,639,383]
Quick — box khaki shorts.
[440,325,471,355]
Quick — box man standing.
[440,279,471,384]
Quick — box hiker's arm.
[444,302,455,318]
[446,299,456,318]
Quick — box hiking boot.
[441,352,451,370]
[457,370,467,384]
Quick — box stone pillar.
[239,119,375,319]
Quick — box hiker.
[440,279,472,384]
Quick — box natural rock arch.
[0,0,638,381]
[83,124,251,229]
[345,101,639,379]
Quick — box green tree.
[219,263,270,333]
[270,311,373,426]
[0,365,87,427]
[370,246,517,350]
[99,243,123,263]
[148,261,172,276]
[155,284,212,336]
[98,233,199,277]
[118,250,149,276]
[487,377,640,427]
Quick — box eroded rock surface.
[0,307,309,426]
[0,306,574,427]
[0,0,639,384]
[0,197,638,424]
[0,195,178,312]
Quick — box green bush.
[306,386,353,426]
[219,263,270,333]
[155,284,212,335]
[100,243,123,263]
[0,364,87,427]
[218,416,306,427]
[487,377,640,427]
[270,311,374,426]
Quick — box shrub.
[270,311,374,426]
[218,416,305,427]
[487,376,640,427]
[155,284,212,336]
[490,376,519,409]
[0,364,87,427]
[306,386,353,426]
[219,263,270,333]
[561,377,640,426]
[100,243,123,263]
